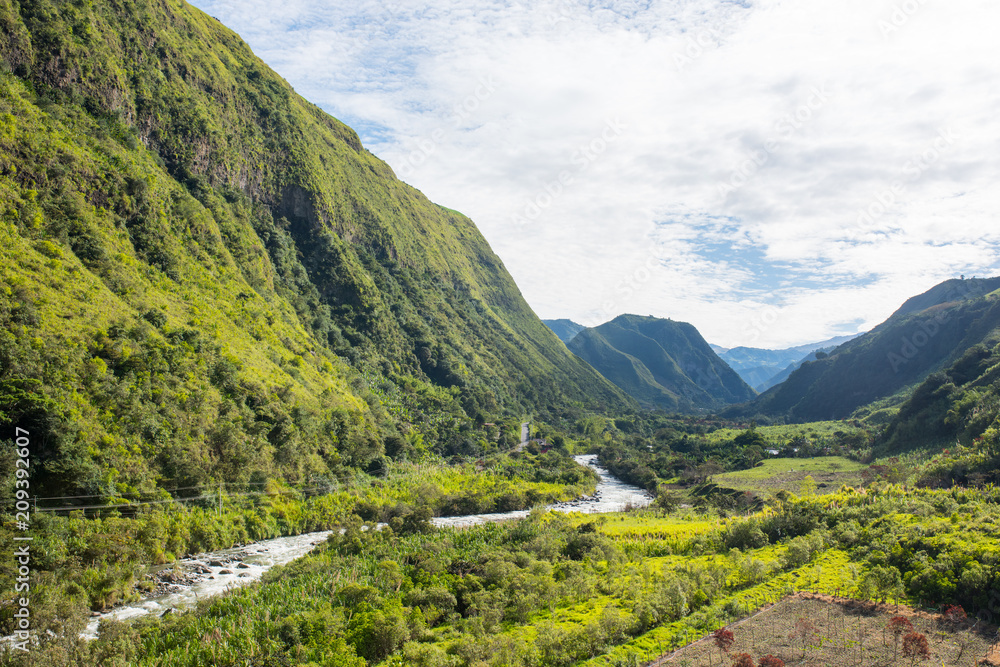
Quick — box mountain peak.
[891,276,1000,319]
[567,315,755,411]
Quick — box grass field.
[654,593,998,666]
[705,422,864,445]
[712,457,868,495]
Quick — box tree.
[713,627,735,664]
[788,617,818,658]
[888,616,913,659]
[858,565,904,608]
[758,656,784,667]
[902,632,930,666]
[731,652,754,667]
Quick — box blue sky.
[190,0,1000,348]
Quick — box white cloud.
[191,0,1000,348]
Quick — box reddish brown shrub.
[902,631,930,666]
[713,628,735,653]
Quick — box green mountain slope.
[567,314,756,411]
[877,340,1000,454]
[729,278,1000,422]
[0,0,628,500]
[542,318,586,343]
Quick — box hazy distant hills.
[567,314,757,411]
[543,319,586,343]
[716,335,861,391]
[727,277,1000,422]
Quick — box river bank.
[82,455,653,638]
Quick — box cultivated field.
[652,593,998,667]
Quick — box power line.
[31,481,277,501]
[29,485,334,513]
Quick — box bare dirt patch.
[651,593,999,666]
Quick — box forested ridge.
[0,0,628,502]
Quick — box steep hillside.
[877,339,1000,455]
[755,342,854,392]
[567,314,756,411]
[729,278,1000,422]
[720,335,859,390]
[543,318,586,343]
[0,0,628,501]
[891,276,1000,318]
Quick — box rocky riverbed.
[83,454,652,638]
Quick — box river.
[82,454,652,638]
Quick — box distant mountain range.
[566,314,757,411]
[715,335,862,391]
[543,319,587,343]
[726,277,1000,422]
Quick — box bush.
[724,520,768,550]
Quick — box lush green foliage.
[731,278,1000,422]
[12,480,997,666]
[0,0,628,507]
[0,449,595,617]
[567,315,756,411]
[0,0,636,626]
[591,415,871,511]
[712,457,868,495]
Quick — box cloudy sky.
[191,0,1000,348]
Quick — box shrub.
[888,616,913,658]
[902,631,930,666]
[713,627,735,653]
[724,520,768,550]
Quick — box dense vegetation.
[0,0,637,650]
[0,0,628,503]
[7,483,998,666]
[2,2,1000,666]
[731,278,1000,422]
[0,447,596,619]
[591,414,870,504]
[568,315,756,411]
